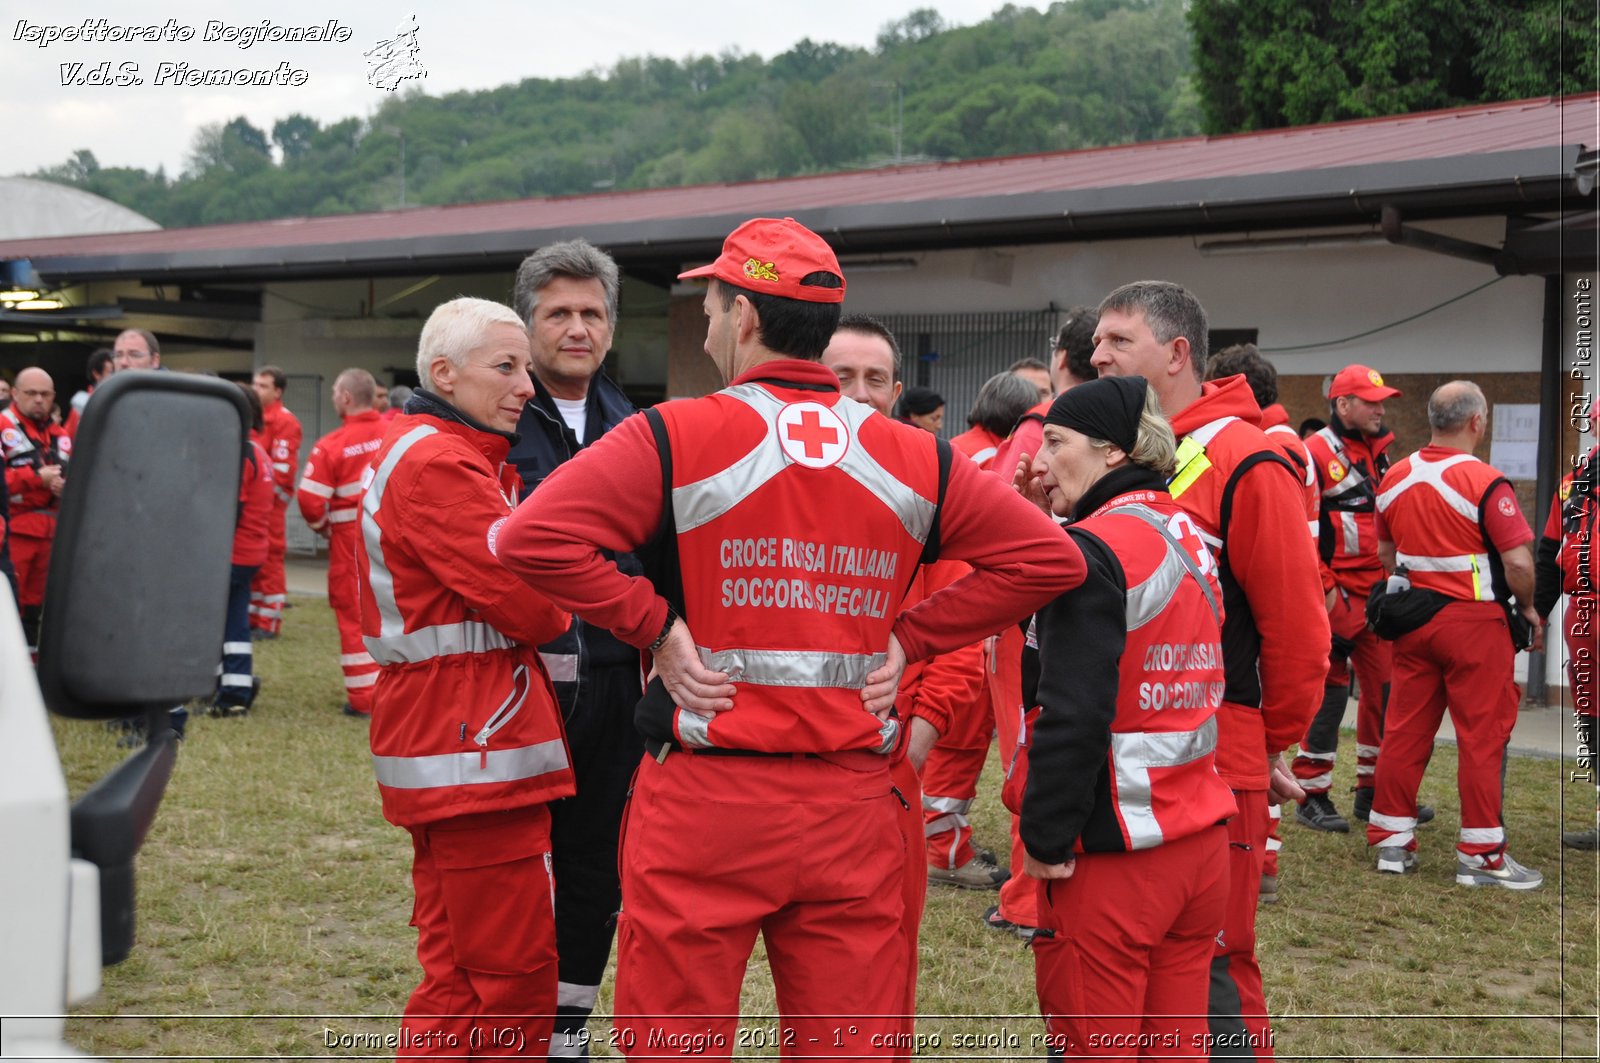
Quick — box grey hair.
[1428,380,1487,432]
[334,367,378,408]
[966,371,1039,437]
[512,238,621,327]
[1098,280,1209,381]
[416,297,524,386]
[388,384,414,407]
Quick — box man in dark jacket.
[508,238,639,1059]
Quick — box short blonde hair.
[416,297,524,386]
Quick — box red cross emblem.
[777,402,848,469]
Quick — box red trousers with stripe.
[1291,590,1391,795]
[992,626,1040,928]
[892,754,925,1058]
[327,524,377,713]
[1366,602,1519,860]
[921,649,992,870]
[1033,825,1229,1058]
[249,501,289,635]
[615,752,906,1059]
[402,805,557,1059]
[1208,788,1274,1060]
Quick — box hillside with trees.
[30,0,1594,227]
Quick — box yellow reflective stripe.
[1168,436,1211,499]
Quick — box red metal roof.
[1,93,1593,263]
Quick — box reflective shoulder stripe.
[371,738,569,789]
[673,386,935,544]
[1110,717,1218,850]
[1375,452,1480,520]
[299,478,335,499]
[362,425,440,639]
[970,445,998,466]
[365,621,517,666]
[697,645,887,689]
[1106,503,1220,628]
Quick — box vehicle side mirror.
[37,371,248,719]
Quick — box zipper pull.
[889,785,910,811]
[477,733,488,770]
[458,723,467,742]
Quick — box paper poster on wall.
[1490,403,1539,480]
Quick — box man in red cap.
[496,217,1084,1057]
[1299,363,1424,831]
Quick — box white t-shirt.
[552,395,587,444]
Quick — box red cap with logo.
[677,217,846,303]
[1329,364,1402,402]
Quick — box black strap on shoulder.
[920,436,953,566]
[1218,448,1299,542]
[637,407,685,615]
[1477,474,1515,605]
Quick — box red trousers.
[615,752,906,1060]
[1208,788,1274,1060]
[1567,596,1598,719]
[921,643,992,869]
[1262,803,1281,879]
[892,754,925,1059]
[327,524,377,713]
[249,502,289,635]
[1292,589,1391,794]
[993,627,1040,928]
[1366,602,1519,860]
[11,532,50,609]
[403,805,557,1059]
[1033,825,1229,1059]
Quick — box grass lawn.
[54,595,1598,1060]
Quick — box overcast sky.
[2,1,1010,178]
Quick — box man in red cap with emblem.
[496,217,1084,1057]
[1297,363,1425,832]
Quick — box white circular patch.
[776,401,849,469]
[486,516,507,556]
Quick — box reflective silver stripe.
[924,813,964,837]
[876,715,899,755]
[326,509,359,524]
[675,707,712,748]
[969,445,998,466]
[1298,750,1335,762]
[922,794,972,814]
[220,673,253,688]
[1188,416,1237,447]
[365,622,517,666]
[1375,451,1481,520]
[271,461,292,473]
[1301,771,1333,789]
[1396,551,1491,573]
[1339,511,1360,556]
[299,477,335,499]
[1369,810,1415,832]
[340,651,376,666]
[222,641,252,655]
[540,651,579,683]
[698,645,885,689]
[334,481,365,498]
[1108,503,1220,628]
[344,672,378,689]
[1356,743,1380,758]
[1109,717,1218,850]
[1459,826,1505,844]
[672,385,935,545]
[557,982,599,1009]
[371,738,569,789]
[362,425,439,639]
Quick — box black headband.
[1042,375,1148,454]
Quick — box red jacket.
[1305,418,1395,594]
[298,409,385,535]
[1377,447,1521,602]
[2,406,71,539]
[1260,403,1319,544]
[233,440,275,566]
[950,424,1005,470]
[992,399,1051,488]
[896,559,985,739]
[259,399,303,508]
[494,358,1084,691]
[1023,475,1238,861]
[357,401,575,828]
[1167,377,1327,788]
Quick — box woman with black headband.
[1017,375,1238,1059]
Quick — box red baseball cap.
[677,217,846,303]
[1329,364,1402,402]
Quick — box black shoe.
[982,904,1038,942]
[1295,793,1350,833]
[1353,788,1434,825]
[341,702,370,720]
[1563,826,1599,850]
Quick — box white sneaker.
[1376,846,1417,874]
[1455,852,1543,890]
